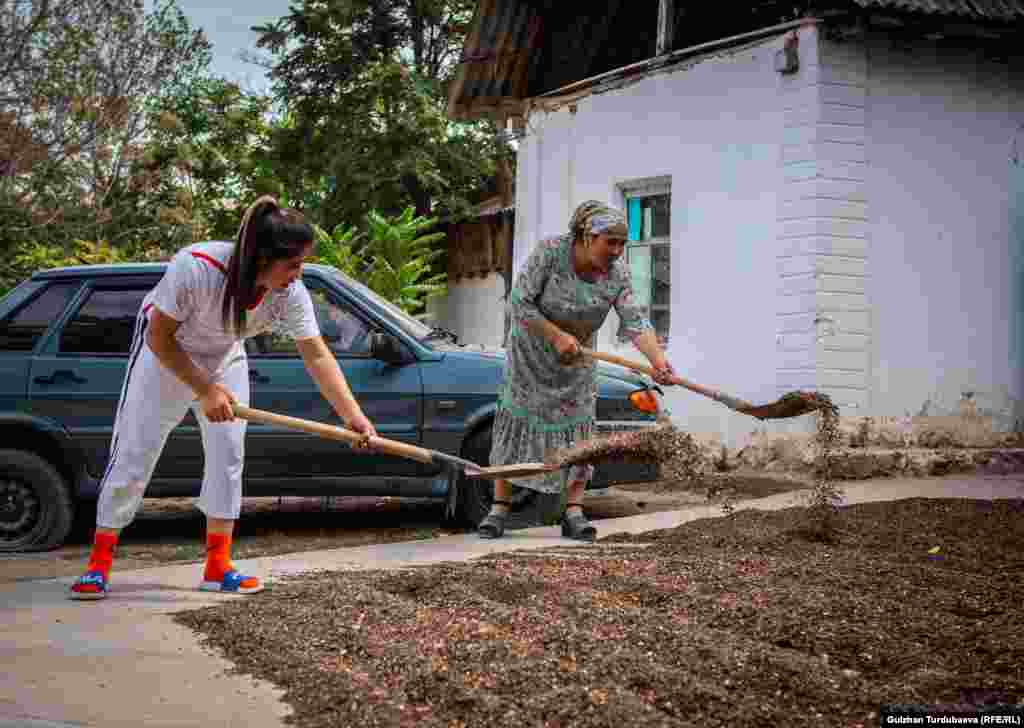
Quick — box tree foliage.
[1,0,481,319]
[251,0,508,228]
[0,0,211,250]
[144,78,275,241]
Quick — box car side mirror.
[369,332,407,365]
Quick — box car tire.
[454,423,563,530]
[0,449,74,552]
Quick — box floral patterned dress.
[490,234,653,493]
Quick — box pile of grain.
[545,423,706,484]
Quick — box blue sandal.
[199,569,264,594]
[69,571,108,600]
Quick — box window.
[323,268,431,342]
[624,187,671,346]
[0,282,80,352]
[60,288,150,355]
[249,286,373,357]
[0,280,45,319]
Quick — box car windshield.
[321,267,433,341]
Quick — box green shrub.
[310,206,447,318]
[362,207,446,318]
[312,222,364,280]
[0,239,170,297]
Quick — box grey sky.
[159,0,293,93]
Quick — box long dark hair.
[222,195,314,336]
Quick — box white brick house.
[446,1,1024,447]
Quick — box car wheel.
[455,423,562,530]
[0,449,74,552]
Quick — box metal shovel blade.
[738,391,839,420]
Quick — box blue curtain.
[627,197,652,312]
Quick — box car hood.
[432,342,653,388]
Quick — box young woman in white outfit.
[71,196,378,599]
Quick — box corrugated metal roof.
[446,0,542,121]
[852,0,1024,20]
[447,0,1024,120]
[448,1,656,121]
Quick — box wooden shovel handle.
[580,347,660,378]
[232,404,436,465]
[579,348,754,412]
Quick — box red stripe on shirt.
[191,251,228,274]
[191,250,266,311]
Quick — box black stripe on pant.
[99,307,150,496]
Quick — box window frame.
[55,278,160,358]
[0,279,46,320]
[0,279,84,355]
[618,179,672,347]
[246,277,377,360]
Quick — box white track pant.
[96,309,250,529]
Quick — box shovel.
[579,347,836,420]
[469,348,839,482]
[231,404,556,481]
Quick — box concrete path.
[2,474,1021,728]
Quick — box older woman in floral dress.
[480,200,677,541]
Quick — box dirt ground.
[175,496,1024,728]
[0,472,806,584]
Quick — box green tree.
[0,0,211,252]
[250,0,506,229]
[143,78,275,241]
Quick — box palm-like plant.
[312,221,364,280]
[362,207,447,317]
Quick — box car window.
[248,286,372,357]
[0,281,80,352]
[59,287,151,355]
[321,267,432,341]
[0,279,45,320]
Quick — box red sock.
[72,531,118,594]
[203,532,258,588]
[86,531,118,579]
[203,532,233,582]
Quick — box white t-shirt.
[144,241,320,374]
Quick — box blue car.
[0,260,661,551]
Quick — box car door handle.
[34,370,87,385]
[248,369,270,384]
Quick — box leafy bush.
[310,206,446,318]
[0,239,171,297]
[362,208,446,317]
[0,205,448,321]
[312,222,363,280]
